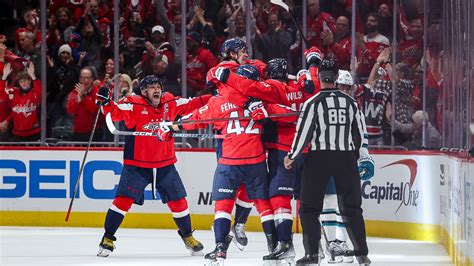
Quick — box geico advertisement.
[360,155,443,224]
[0,150,217,214]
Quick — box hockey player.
[159,65,297,265]
[207,38,267,250]
[95,75,210,257]
[217,49,323,265]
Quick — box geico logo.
[218,188,233,193]
[361,181,419,210]
[0,159,134,200]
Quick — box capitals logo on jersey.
[12,100,37,117]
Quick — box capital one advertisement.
[360,154,442,225]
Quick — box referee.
[284,59,371,265]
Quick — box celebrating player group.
[95,38,375,266]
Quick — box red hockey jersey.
[357,34,389,78]
[103,92,210,168]
[181,96,295,165]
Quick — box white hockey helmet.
[336,70,354,86]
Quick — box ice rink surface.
[0,227,453,266]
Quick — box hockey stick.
[270,0,310,47]
[65,74,120,222]
[166,112,300,126]
[105,113,225,139]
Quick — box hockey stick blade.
[105,113,224,139]
[270,0,310,46]
[270,0,289,11]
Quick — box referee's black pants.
[299,150,368,256]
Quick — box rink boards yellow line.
[0,211,441,241]
[0,211,472,266]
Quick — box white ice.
[0,227,453,266]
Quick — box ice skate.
[97,233,116,257]
[327,241,343,264]
[230,223,248,251]
[295,254,320,265]
[178,230,204,256]
[339,241,354,263]
[356,255,371,265]
[204,235,232,266]
[262,240,295,265]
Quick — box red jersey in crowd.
[307,12,336,51]
[66,86,102,134]
[398,8,423,67]
[1,79,41,137]
[180,96,295,165]
[186,47,219,92]
[325,36,352,70]
[0,72,10,122]
[103,92,210,168]
[357,34,389,78]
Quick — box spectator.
[121,11,147,42]
[120,37,143,78]
[74,6,102,70]
[0,45,11,140]
[100,58,115,85]
[187,5,222,55]
[398,8,423,67]
[15,31,41,77]
[185,31,219,96]
[66,67,103,141]
[227,14,248,41]
[47,7,75,50]
[307,0,336,51]
[356,13,389,81]
[385,62,416,144]
[377,3,393,40]
[1,62,41,141]
[394,110,442,149]
[115,74,134,100]
[15,8,41,51]
[322,16,352,70]
[355,48,392,146]
[139,25,174,76]
[88,0,102,21]
[98,17,111,50]
[47,44,80,127]
[256,13,294,72]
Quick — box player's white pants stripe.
[236,198,253,208]
[215,212,232,220]
[172,209,190,218]
[274,213,293,221]
[321,213,344,223]
[110,205,127,216]
[260,214,274,223]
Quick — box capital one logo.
[361,159,419,214]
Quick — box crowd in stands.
[0,0,444,149]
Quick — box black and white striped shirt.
[288,89,368,160]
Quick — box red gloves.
[245,99,268,121]
[304,47,323,66]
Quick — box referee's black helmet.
[318,58,338,83]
